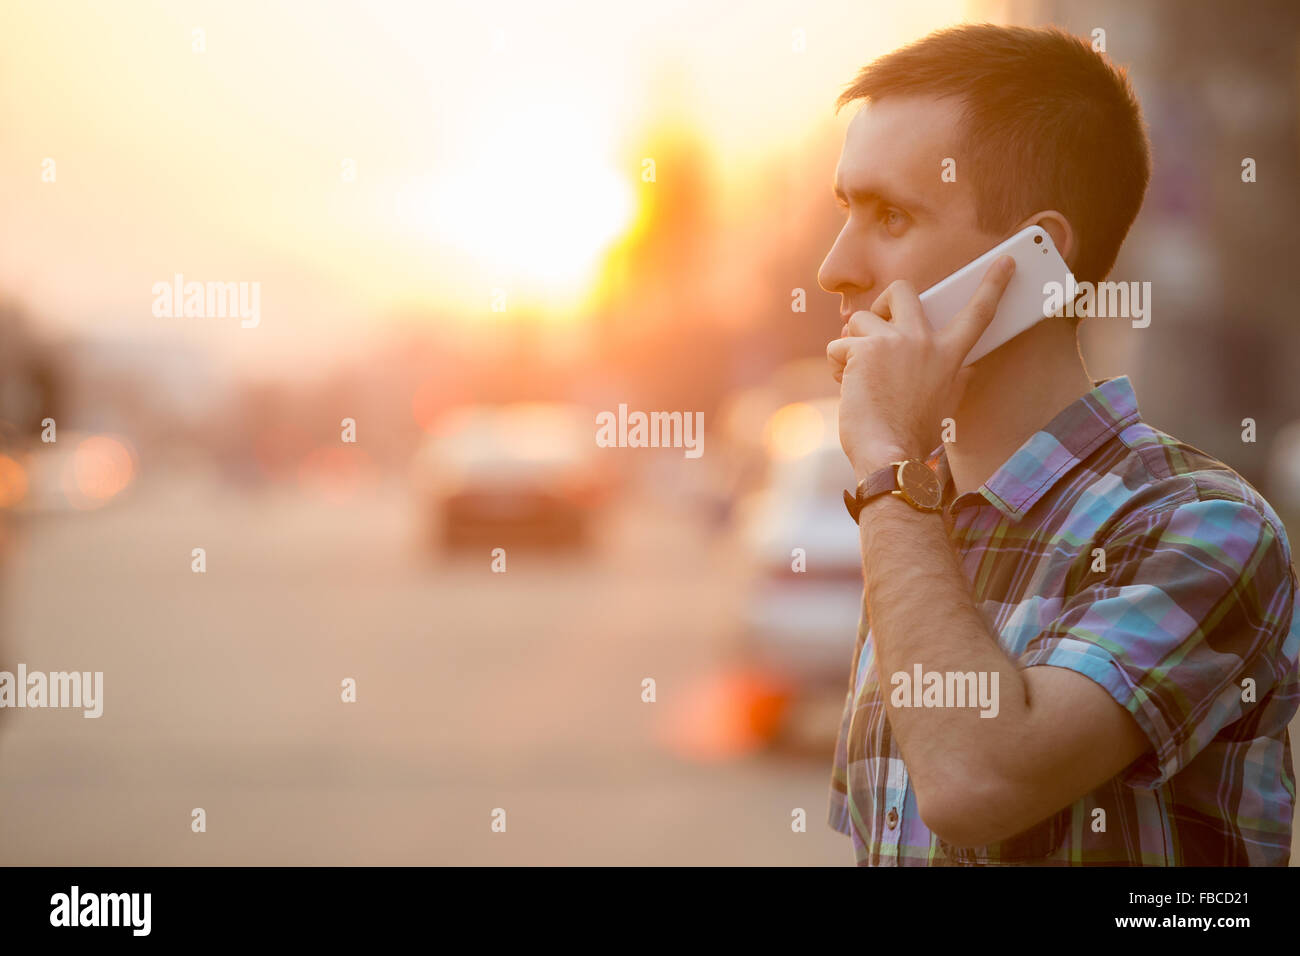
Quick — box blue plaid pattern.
[828,376,1299,865]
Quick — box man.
[820,23,1299,865]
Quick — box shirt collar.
[930,376,1141,523]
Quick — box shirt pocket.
[935,805,1071,864]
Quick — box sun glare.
[409,105,636,314]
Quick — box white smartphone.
[918,224,1075,366]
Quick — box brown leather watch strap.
[843,463,900,523]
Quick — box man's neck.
[944,318,1095,498]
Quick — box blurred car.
[414,402,613,551]
[733,398,863,750]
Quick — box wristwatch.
[843,458,944,522]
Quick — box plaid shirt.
[828,375,1300,865]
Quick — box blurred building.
[1011,0,1300,496]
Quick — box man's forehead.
[835,95,964,199]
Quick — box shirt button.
[886,808,899,830]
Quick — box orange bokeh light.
[657,667,792,762]
[69,436,135,507]
[0,454,28,508]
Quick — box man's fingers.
[827,335,851,372]
[845,309,891,337]
[944,255,1015,360]
[868,280,926,333]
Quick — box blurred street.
[0,473,849,865]
[2,0,1297,872]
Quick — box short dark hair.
[836,23,1151,286]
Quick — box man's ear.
[1017,211,1075,266]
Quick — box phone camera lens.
[1033,234,1043,245]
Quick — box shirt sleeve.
[1016,496,1296,789]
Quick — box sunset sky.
[1,0,992,373]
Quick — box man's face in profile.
[818,95,1007,323]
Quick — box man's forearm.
[857,490,1032,832]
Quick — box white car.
[734,398,864,747]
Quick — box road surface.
[0,471,849,865]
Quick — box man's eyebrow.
[832,179,931,216]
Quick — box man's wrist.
[852,446,919,483]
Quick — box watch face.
[897,459,943,510]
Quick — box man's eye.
[879,207,906,230]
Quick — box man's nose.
[817,229,869,298]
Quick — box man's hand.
[827,255,1015,479]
